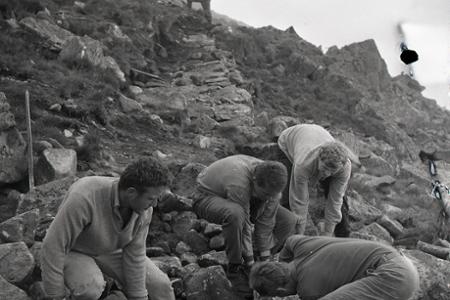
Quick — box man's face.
[130,186,167,213]
[253,181,280,200]
[317,159,341,181]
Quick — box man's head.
[317,142,348,180]
[249,261,295,297]
[119,157,171,213]
[253,160,288,199]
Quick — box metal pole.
[25,90,34,192]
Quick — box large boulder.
[347,193,382,225]
[0,209,39,246]
[405,250,450,300]
[59,36,125,82]
[213,103,253,123]
[20,17,74,50]
[0,92,27,184]
[35,148,77,185]
[210,85,252,105]
[0,191,20,223]
[0,242,35,285]
[184,266,235,300]
[357,223,393,244]
[0,275,30,300]
[136,87,188,124]
[16,176,78,216]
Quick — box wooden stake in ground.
[25,90,34,192]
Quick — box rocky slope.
[0,0,449,299]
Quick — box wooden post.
[25,90,34,192]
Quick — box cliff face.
[0,0,449,299]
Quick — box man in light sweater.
[278,124,353,236]
[42,158,175,300]
[249,235,419,299]
[192,154,298,298]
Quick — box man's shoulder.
[73,176,116,188]
[68,176,117,199]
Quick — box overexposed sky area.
[211,0,450,108]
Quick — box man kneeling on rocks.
[192,154,298,298]
[42,157,175,300]
[250,235,420,300]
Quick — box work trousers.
[63,251,175,300]
[193,193,298,264]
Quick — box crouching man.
[192,154,298,298]
[42,157,175,300]
[250,235,420,300]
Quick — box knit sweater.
[41,176,152,300]
[278,124,351,233]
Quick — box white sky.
[211,0,450,108]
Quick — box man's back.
[278,124,334,165]
[197,155,261,202]
[281,236,396,298]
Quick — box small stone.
[209,234,225,251]
[49,104,62,112]
[180,252,198,266]
[198,250,228,268]
[203,223,222,238]
[175,241,192,255]
[146,247,166,257]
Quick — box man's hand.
[317,221,334,237]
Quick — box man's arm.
[122,208,153,300]
[324,161,351,235]
[278,235,306,262]
[253,193,280,258]
[42,192,92,298]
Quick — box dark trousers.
[193,193,297,264]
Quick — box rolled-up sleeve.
[324,161,351,233]
[254,193,280,253]
[123,209,152,300]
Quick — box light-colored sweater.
[278,124,351,233]
[197,154,279,256]
[42,176,152,300]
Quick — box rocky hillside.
[0,0,449,299]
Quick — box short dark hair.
[254,160,288,193]
[249,262,290,296]
[119,157,171,193]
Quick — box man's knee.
[69,273,105,300]
[224,207,245,227]
[146,269,174,300]
[65,252,106,300]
